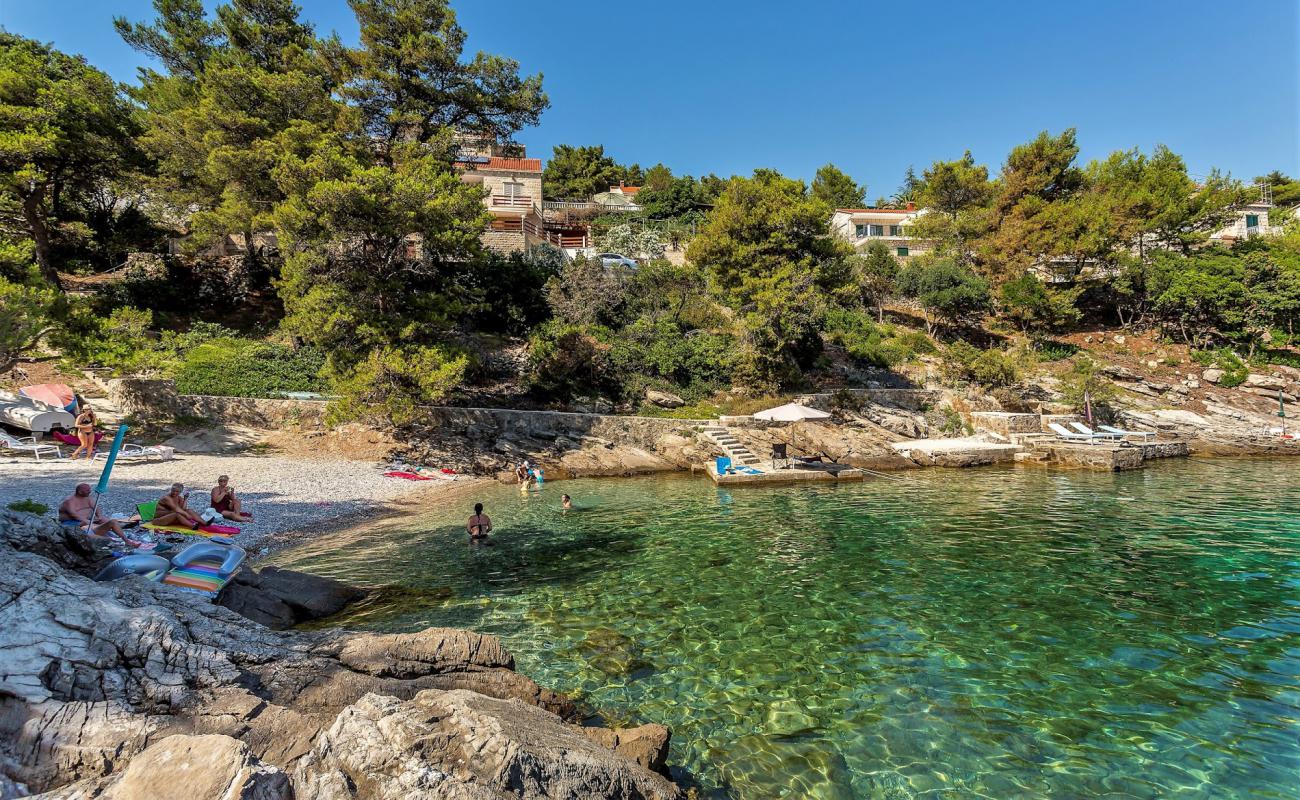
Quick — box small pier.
[1018,438,1190,470]
[705,460,870,485]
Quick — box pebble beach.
[0,452,486,553]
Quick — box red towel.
[383,471,432,481]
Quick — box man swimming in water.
[562,494,572,510]
[467,503,492,541]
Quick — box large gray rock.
[219,566,366,629]
[293,691,679,799]
[1202,368,1226,384]
[0,517,681,799]
[645,389,686,409]
[45,735,291,800]
[1244,373,1287,391]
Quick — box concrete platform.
[1024,439,1190,470]
[705,460,869,485]
[890,437,1022,467]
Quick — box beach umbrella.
[1278,390,1287,436]
[88,424,129,530]
[752,402,831,454]
[1084,390,1093,424]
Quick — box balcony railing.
[491,194,534,208]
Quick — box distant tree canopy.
[0,33,143,286]
[810,163,866,210]
[543,144,637,200]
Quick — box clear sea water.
[266,460,1300,798]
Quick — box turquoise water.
[268,461,1300,798]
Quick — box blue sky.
[3,0,1297,197]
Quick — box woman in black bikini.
[71,404,97,461]
[467,503,492,542]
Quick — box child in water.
[562,494,572,510]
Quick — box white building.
[829,202,929,259]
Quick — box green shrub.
[937,405,968,436]
[174,338,326,397]
[1058,355,1120,412]
[7,499,49,514]
[1191,347,1248,387]
[326,345,468,426]
[1032,339,1078,361]
[65,306,171,374]
[823,308,934,368]
[942,341,1022,387]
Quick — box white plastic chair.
[0,432,62,461]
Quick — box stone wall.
[970,411,1043,437]
[109,378,709,450]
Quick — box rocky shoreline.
[0,512,683,799]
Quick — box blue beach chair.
[715,456,733,474]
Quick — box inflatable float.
[93,554,170,583]
[162,542,247,597]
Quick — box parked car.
[597,252,638,269]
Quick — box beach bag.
[200,508,223,524]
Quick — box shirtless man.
[466,503,492,541]
[58,483,125,539]
[154,483,203,529]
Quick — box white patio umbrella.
[752,402,831,456]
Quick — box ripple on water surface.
[269,460,1300,799]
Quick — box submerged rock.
[0,516,682,799]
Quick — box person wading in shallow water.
[467,502,493,542]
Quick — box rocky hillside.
[0,512,682,799]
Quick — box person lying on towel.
[210,475,253,522]
[58,483,126,539]
[154,483,204,530]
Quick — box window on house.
[889,225,901,237]
[855,224,869,237]
[503,181,525,198]
[1245,214,1259,228]
[869,224,884,236]
[897,247,909,257]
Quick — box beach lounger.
[1069,422,1125,440]
[91,443,174,462]
[0,432,61,460]
[1098,424,1155,441]
[1047,422,1099,443]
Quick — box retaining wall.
[107,377,709,447]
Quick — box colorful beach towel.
[137,501,239,536]
[383,471,432,480]
[162,562,231,596]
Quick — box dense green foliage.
[810,163,866,209]
[542,144,637,200]
[2,8,1299,419]
[173,337,325,397]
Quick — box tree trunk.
[21,188,61,288]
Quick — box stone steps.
[701,425,763,465]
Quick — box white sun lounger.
[1098,424,1155,441]
[1047,422,1099,443]
[92,444,174,462]
[0,432,62,461]
[1069,422,1125,440]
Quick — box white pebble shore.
[0,452,471,552]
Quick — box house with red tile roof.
[455,136,548,253]
[829,202,930,259]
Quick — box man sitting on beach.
[467,503,492,541]
[58,483,126,539]
[154,483,204,529]
[210,475,252,522]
